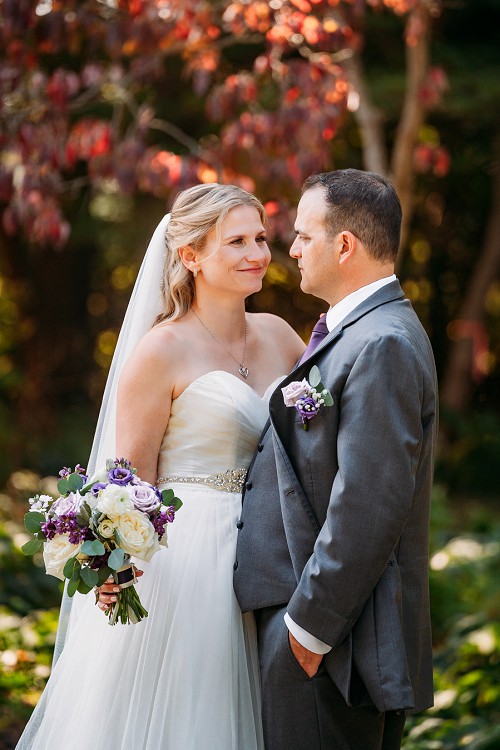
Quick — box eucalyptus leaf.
[108,548,125,571]
[24,511,46,533]
[96,566,113,586]
[81,539,106,556]
[77,579,94,595]
[309,365,321,388]
[80,566,99,587]
[67,575,80,597]
[21,539,43,556]
[67,473,84,493]
[171,497,183,512]
[161,488,175,503]
[63,556,80,579]
[57,478,69,495]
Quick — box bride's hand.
[96,569,143,612]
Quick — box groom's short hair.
[302,169,402,262]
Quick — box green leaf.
[171,496,183,512]
[77,579,94,595]
[323,392,334,407]
[81,539,106,556]
[80,566,99,588]
[108,548,125,571]
[308,365,321,388]
[80,481,96,496]
[67,575,80,597]
[57,478,69,495]
[161,488,175,503]
[21,539,43,556]
[67,473,84,493]
[63,556,80,579]
[96,566,113,587]
[24,511,46,533]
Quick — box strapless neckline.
[176,370,284,402]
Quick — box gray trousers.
[256,606,406,750]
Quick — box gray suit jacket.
[234,280,438,714]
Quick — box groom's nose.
[290,236,301,258]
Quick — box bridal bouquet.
[22,458,182,625]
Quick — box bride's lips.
[238,266,265,274]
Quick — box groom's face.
[290,187,334,300]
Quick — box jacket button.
[257,443,264,452]
[236,520,243,529]
[245,482,252,491]
[233,561,238,571]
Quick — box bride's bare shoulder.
[121,320,187,381]
[249,312,304,354]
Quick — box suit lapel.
[270,279,405,425]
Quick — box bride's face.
[197,205,271,296]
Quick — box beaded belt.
[156,468,247,493]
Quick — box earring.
[192,266,199,278]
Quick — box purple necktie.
[299,313,329,364]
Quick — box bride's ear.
[178,245,199,275]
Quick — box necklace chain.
[192,309,249,379]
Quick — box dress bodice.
[157,371,282,477]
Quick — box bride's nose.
[246,240,270,263]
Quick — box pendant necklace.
[192,309,249,379]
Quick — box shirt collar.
[325,275,397,332]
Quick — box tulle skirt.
[16,483,264,750]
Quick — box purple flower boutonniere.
[281,365,334,431]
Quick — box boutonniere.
[281,365,334,431]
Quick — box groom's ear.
[338,231,356,265]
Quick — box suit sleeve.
[286,332,424,647]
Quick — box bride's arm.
[115,325,179,484]
[96,325,180,613]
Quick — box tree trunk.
[391,2,431,267]
[441,139,500,414]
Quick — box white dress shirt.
[285,274,397,654]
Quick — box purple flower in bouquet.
[108,467,134,485]
[129,483,161,514]
[53,513,91,545]
[91,482,108,496]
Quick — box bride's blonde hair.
[155,183,266,325]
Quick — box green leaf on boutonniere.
[323,392,334,407]
[67,472,84,493]
[57,478,69,495]
[309,365,321,388]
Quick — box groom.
[234,169,438,749]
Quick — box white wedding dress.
[17,371,280,750]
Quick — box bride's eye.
[256,235,267,244]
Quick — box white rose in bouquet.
[97,518,116,538]
[43,534,82,580]
[115,510,160,562]
[96,484,134,516]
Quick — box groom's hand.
[288,632,323,678]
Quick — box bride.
[16,183,304,749]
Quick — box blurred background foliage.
[0,0,499,747]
